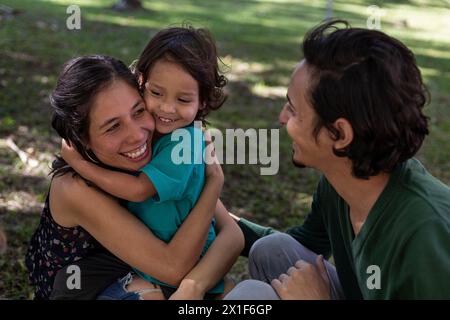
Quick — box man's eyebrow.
[99,100,142,130]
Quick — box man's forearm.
[236,217,278,257]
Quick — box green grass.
[0,0,449,299]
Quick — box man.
[225,20,450,300]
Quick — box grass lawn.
[0,0,449,299]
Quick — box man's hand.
[271,255,331,300]
[61,139,84,167]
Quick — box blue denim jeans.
[97,272,162,300]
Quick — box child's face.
[143,59,201,134]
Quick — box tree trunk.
[112,0,143,11]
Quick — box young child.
[62,26,228,298]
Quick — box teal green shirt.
[128,125,224,294]
[239,158,450,299]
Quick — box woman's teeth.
[123,143,147,159]
[158,115,175,123]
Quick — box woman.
[25,55,244,300]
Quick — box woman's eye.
[151,90,161,96]
[134,108,145,117]
[106,123,119,133]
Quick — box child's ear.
[199,102,206,110]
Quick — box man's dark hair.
[302,20,429,178]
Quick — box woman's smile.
[121,140,151,162]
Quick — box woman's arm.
[169,199,245,299]
[51,163,223,287]
[61,140,156,202]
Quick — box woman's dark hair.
[302,20,430,178]
[134,25,227,123]
[50,55,140,177]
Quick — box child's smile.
[144,58,200,134]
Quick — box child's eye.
[178,98,191,103]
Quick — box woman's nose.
[126,123,146,143]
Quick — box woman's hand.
[61,139,84,168]
[204,130,224,185]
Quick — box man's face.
[279,60,333,170]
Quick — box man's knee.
[249,233,296,264]
[224,280,279,300]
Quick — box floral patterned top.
[25,193,99,299]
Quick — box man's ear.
[332,118,353,151]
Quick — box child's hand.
[61,139,84,167]
[168,279,205,300]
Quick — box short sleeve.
[141,126,204,202]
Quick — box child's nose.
[160,101,176,114]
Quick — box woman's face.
[87,79,155,171]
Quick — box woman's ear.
[332,118,353,151]
[138,73,144,88]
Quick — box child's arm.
[61,140,156,202]
[169,199,245,299]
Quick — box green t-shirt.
[239,158,450,299]
[128,125,223,294]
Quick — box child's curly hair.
[134,25,227,123]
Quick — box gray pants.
[224,233,345,300]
